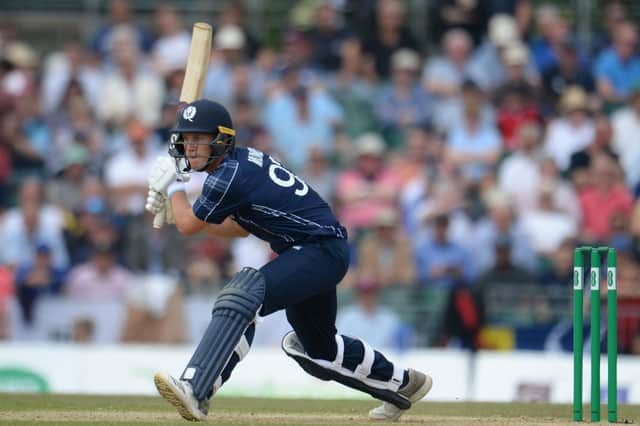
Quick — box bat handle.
[153,212,164,229]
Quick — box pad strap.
[282,331,409,409]
[354,339,375,380]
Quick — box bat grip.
[153,212,164,229]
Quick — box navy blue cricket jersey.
[192,147,347,253]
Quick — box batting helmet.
[169,99,236,172]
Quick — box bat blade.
[179,22,212,103]
[154,22,212,229]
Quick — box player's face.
[182,132,213,170]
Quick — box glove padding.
[148,156,187,229]
[148,156,190,192]
[145,189,165,215]
[149,156,179,195]
[146,192,175,226]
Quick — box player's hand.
[149,156,188,199]
[146,189,166,215]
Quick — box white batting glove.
[145,189,166,215]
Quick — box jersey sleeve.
[192,161,246,224]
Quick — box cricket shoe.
[368,368,433,422]
[154,372,209,421]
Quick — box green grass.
[0,394,638,425]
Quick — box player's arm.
[168,192,249,237]
[204,217,249,238]
[169,191,207,236]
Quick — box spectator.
[151,4,190,78]
[594,21,640,106]
[307,1,352,73]
[541,38,595,115]
[326,39,379,139]
[217,0,261,59]
[578,153,633,244]
[67,207,122,266]
[1,111,45,180]
[204,25,263,106]
[300,147,337,205]
[336,277,410,349]
[262,74,343,171]
[65,242,131,301]
[40,42,101,115]
[403,168,469,241]
[538,157,582,222]
[521,180,578,257]
[499,41,540,91]
[422,29,474,131]
[14,244,66,325]
[529,4,571,73]
[477,235,531,289]
[543,86,594,172]
[428,0,489,47]
[105,119,160,216]
[537,237,576,286]
[357,208,415,287]
[97,26,165,128]
[495,82,540,151]
[468,14,519,92]
[414,213,472,288]
[374,48,431,147]
[611,86,640,189]
[335,133,400,233]
[229,97,260,148]
[362,0,419,80]
[280,30,317,84]
[498,123,543,214]
[591,1,627,55]
[445,79,501,183]
[0,177,68,270]
[104,119,161,270]
[2,41,38,98]
[89,0,153,62]
[47,144,91,214]
[392,123,442,188]
[15,95,50,171]
[471,190,537,275]
[568,114,618,191]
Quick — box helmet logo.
[183,106,197,122]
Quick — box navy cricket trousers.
[259,238,350,360]
[256,238,399,385]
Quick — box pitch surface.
[0,395,637,425]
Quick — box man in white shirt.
[611,87,640,188]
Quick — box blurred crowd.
[1,0,640,353]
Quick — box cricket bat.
[154,22,212,228]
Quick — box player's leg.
[281,290,432,419]
[154,267,264,421]
[258,238,432,417]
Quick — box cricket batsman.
[145,99,432,422]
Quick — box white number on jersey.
[267,157,308,196]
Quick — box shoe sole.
[153,373,202,422]
[369,374,434,422]
[411,374,433,403]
